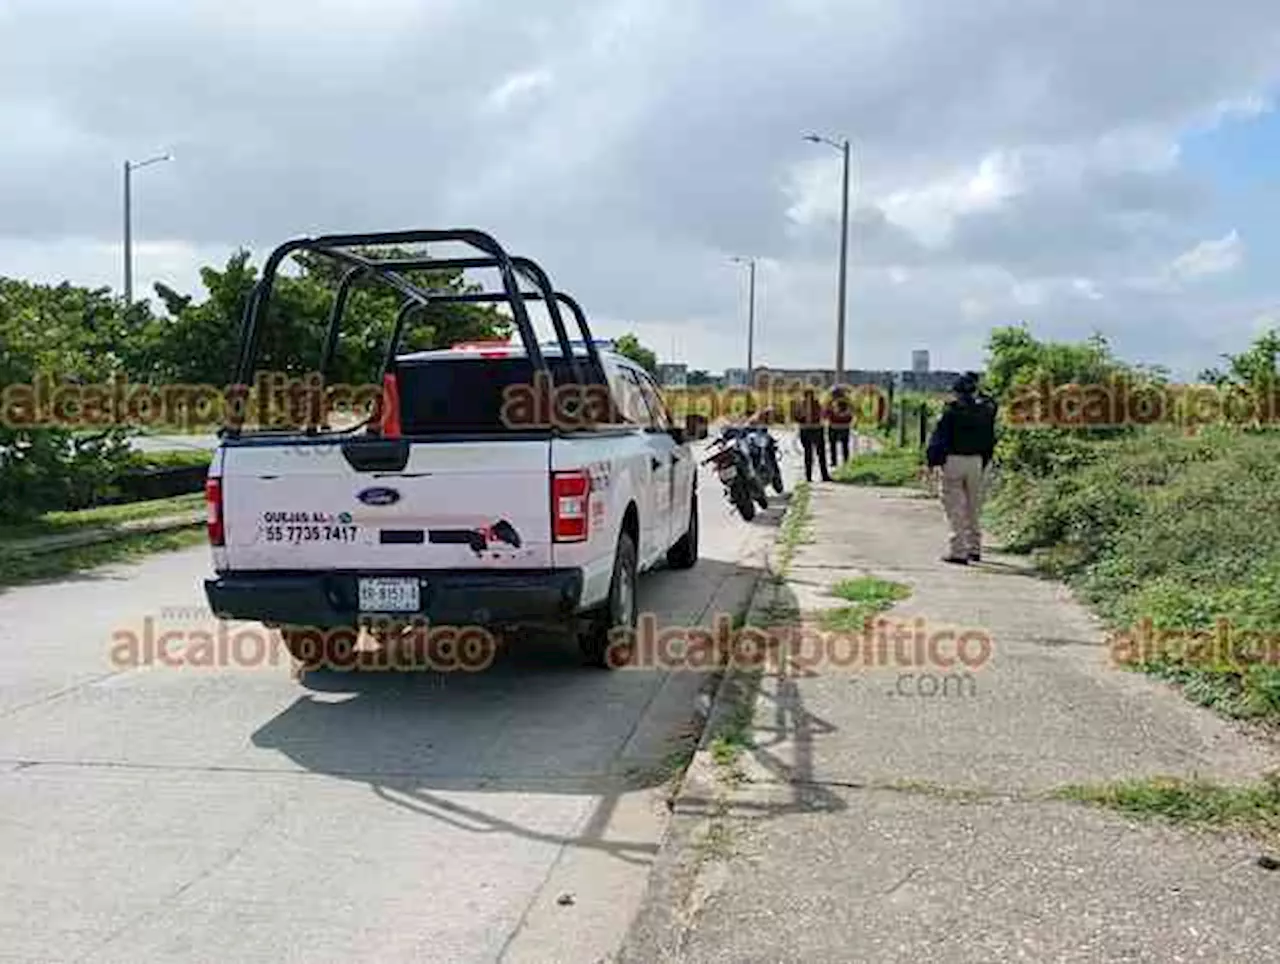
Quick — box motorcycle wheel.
[753,484,769,510]
[732,483,757,521]
[769,457,784,493]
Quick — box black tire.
[580,532,639,668]
[769,455,784,493]
[732,482,757,521]
[280,624,360,673]
[667,492,699,569]
[752,478,769,510]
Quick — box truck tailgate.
[218,438,553,571]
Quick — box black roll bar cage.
[231,229,607,402]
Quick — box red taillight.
[378,372,402,438]
[551,470,591,542]
[205,477,225,546]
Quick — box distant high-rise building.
[912,350,930,374]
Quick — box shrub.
[988,426,1280,718]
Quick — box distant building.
[912,350,930,374]
[656,363,688,387]
[749,366,971,394]
[723,368,749,388]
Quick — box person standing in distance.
[791,386,831,482]
[926,373,997,564]
[825,385,853,468]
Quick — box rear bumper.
[204,569,584,629]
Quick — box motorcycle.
[745,425,784,495]
[704,427,770,520]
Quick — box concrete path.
[0,445,792,963]
[626,482,1280,963]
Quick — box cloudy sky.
[3,0,1280,376]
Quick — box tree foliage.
[0,250,510,519]
[613,332,658,374]
[131,248,511,386]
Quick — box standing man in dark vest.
[791,387,831,483]
[825,385,853,468]
[926,373,997,564]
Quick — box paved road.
[129,434,220,453]
[0,447,792,963]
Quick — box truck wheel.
[666,493,699,570]
[280,624,360,673]
[580,532,638,668]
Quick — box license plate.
[358,577,420,612]
[719,464,738,481]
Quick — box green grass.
[0,493,206,589]
[0,527,206,589]
[818,576,912,633]
[775,480,812,572]
[709,687,757,774]
[1054,775,1280,839]
[1,493,205,542]
[832,445,923,487]
[988,426,1280,720]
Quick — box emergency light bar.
[540,338,615,353]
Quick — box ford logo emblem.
[357,486,401,506]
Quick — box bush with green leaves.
[988,426,1280,718]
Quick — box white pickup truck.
[203,230,706,670]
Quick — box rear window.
[397,357,616,434]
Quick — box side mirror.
[685,413,709,441]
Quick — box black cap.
[952,374,977,395]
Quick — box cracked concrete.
[624,481,1280,964]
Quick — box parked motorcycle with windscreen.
[704,425,770,521]
[745,424,784,494]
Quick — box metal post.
[123,161,132,306]
[836,139,850,382]
[746,258,756,386]
[121,152,172,307]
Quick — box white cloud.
[2,0,1280,374]
[1072,277,1104,300]
[1167,229,1245,282]
[877,152,1024,249]
[483,68,554,112]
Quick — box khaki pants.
[941,454,986,557]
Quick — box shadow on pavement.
[247,556,764,865]
[732,573,850,817]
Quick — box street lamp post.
[123,152,173,306]
[804,134,851,384]
[730,256,757,388]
